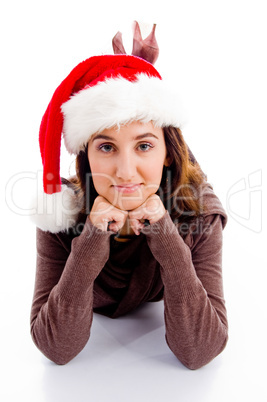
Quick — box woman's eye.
[99,144,114,153]
[138,143,153,152]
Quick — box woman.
[30,43,228,369]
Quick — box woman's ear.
[164,155,172,167]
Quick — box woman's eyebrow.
[92,134,114,141]
[134,133,159,140]
[92,133,159,142]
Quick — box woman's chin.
[113,198,144,212]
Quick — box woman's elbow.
[30,326,80,366]
[167,334,229,370]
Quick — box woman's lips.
[113,184,141,194]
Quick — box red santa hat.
[34,54,184,232]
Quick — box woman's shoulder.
[178,183,227,248]
[200,183,227,228]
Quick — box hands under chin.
[89,194,166,235]
[128,194,166,235]
[89,196,128,232]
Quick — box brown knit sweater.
[30,185,228,369]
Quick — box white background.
[1,1,266,401]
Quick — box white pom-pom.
[30,184,82,233]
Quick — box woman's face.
[87,121,168,211]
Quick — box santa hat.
[33,54,184,233]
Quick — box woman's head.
[39,54,184,195]
[35,54,203,233]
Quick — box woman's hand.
[129,194,166,235]
[90,196,128,233]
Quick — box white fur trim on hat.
[61,73,185,155]
[30,184,82,233]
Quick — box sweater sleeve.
[30,218,112,365]
[142,212,228,370]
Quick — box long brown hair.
[69,126,206,225]
[160,126,206,223]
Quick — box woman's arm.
[143,212,228,370]
[30,218,112,365]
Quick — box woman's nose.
[115,152,137,181]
